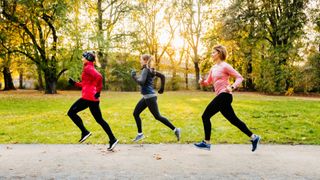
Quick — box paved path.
[0,144,319,179]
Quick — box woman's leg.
[201,94,224,141]
[89,101,116,141]
[195,95,224,150]
[145,97,175,130]
[219,94,253,137]
[67,98,89,134]
[133,98,148,133]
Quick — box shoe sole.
[252,136,261,152]
[194,144,211,151]
[108,139,119,151]
[132,136,145,142]
[79,132,92,143]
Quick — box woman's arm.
[155,71,165,94]
[225,64,243,89]
[69,78,82,88]
[74,82,82,88]
[132,68,148,86]
[200,69,213,86]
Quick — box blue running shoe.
[251,135,261,152]
[194,140,211,150]
[132,133,145,142]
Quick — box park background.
[0,0,319,144]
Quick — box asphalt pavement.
[0,144,319,179]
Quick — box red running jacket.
[75,61,103,101]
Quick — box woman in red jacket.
[68,51,118,151]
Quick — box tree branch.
[57,68,68,80]
[1,0,46,61]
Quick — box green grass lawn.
[0,90,319,144]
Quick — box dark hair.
[82,51,96,62]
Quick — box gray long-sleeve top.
[132,67,165,95]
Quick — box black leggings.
[68,98,116,141]
[133,96,175,133]
[202,93,253,141]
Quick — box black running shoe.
[79,131,92,143]
[108,139,119,151]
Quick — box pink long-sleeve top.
[202,61,244,95]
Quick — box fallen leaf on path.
[153,154,162,160]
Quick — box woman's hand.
[158,88,164,94]
[130,70,136,77]
[199,78,205,86]
[226,85,234,92]
[94,92,100,99]
[68,78,76,86]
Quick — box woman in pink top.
[194,45,260,151]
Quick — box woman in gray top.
[131,54,181,142]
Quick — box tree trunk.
[246,61,254,90]
[246,49,253,90]
[19,70,24,89]
[153,55,160,89]
[246,0,255,91]
[171,68,176,90]
[44,78,57,94]
[185,57,189,90]
[99,65,107,90]
[3,66,16,90]
[99,51,107,90]
[244,51,254,90]
[45,81,57,94]
[44,70,57,94]
[36,64,44,90]
[97,0,108,90]
[194,61,200,90]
